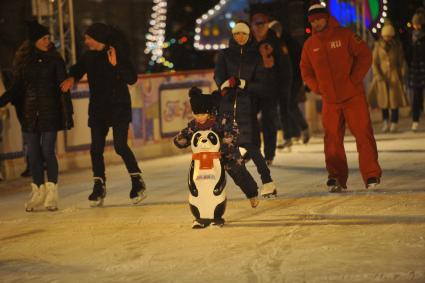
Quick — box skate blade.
[328,186,345,193]
[89,198,104,207]
[366,183,379,189]
[46,206,58,211]
[261,190,277,198]
[131,193,147,205]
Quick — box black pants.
[412,87,424,122]
[280,84,309,140]
[90,123,141,180]
[223,156,258,199]
[254,97,278,161]
[382,108,399,123]
[242,143,272,184]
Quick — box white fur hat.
[232,22,250,35]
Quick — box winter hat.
[269,20,282,37]
[189,87,218,114]
[85,23,110,44]
[232,22,250,35]
[381,21,395,37]
[307,2,329,23]
[25,20,49,42]
[412,8,425,25]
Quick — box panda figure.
[188,130,226,228]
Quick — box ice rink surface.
[1,125,425,282]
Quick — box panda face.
[191,130,220,153]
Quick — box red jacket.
[300,17,372,103]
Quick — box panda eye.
[193,133,202,147]
[207,133,218,145]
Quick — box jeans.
[242,143,272,184]
[382,108,399,123]
[412,87,424,122]
[90,123,141,180]
[24,131,58,186]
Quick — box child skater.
[174,87,259,228]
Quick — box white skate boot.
[44,182,58,211]
[25,183,47,212]
[260,182,277,198]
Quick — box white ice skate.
[25,183,47,212]
[44,182,58,211]
[327,178,345,193]
[260,182,277,198]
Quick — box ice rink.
[1,127,425,282]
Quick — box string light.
[194,0,228,50]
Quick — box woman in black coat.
[407,8,425,132]
[0,21,73,212]
[214,21,276,197]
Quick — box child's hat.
[189,87,219,114]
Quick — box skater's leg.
[343,95,382,186]
[243,143,272,184]
[322,101,348,188]
[24,132,45,186]
[40,131,58,184]
[90,125,109,180]
[112,123,141,174]
[261,98,278,162]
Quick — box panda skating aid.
[189,130,227,229]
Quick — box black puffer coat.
[70,49,137,127]
[0,48,73,132]
[214,37,260,145]
[406,31,425,88]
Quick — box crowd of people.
[0,2,424,219]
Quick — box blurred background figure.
[368,20,408,133]
[269,20,310,150]
[406,7,425,132]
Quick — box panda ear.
[189,87,202,98]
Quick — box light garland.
[371,0,388,34]
[194,0,228,50]
[144,0,173,68]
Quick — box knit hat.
[381,21,395,37]
[25,20,49,42]
[85,23,110,44]
[412,8,425,25]
[189,87,218,114]
[232,22,250,35]
[307,3,329,22]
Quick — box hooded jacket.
[300,16,372,104]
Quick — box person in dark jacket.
[60,23,145,206]
[214,21,277,198]
[0,21,73,211]
[406,8,425,132]
[249,10,292,166]
[269,20,310,148]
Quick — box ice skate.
[249,196,259,208]
[302,129,310,144]
[210,218,225,228]
[366,177,380,189]
[25,183,47,212]
[277,139,292,150]
[129,173,147,204]
[44,182,58,211]
[327,178,345,193]
[390,123,398,133]
[412,122,419,132]
[192,219,209,229]
[88,177,106,207]
[260,182,277,198]
[381,121,389,133]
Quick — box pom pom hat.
[232,22,250,35]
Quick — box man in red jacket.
[300,3,382,192]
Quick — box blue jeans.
[24,131,58,186]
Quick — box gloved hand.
[220,77,247,96]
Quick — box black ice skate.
[88,177,106,207]
[366,177,380,189]
[129,173,147,204]
[327,178,345,193]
